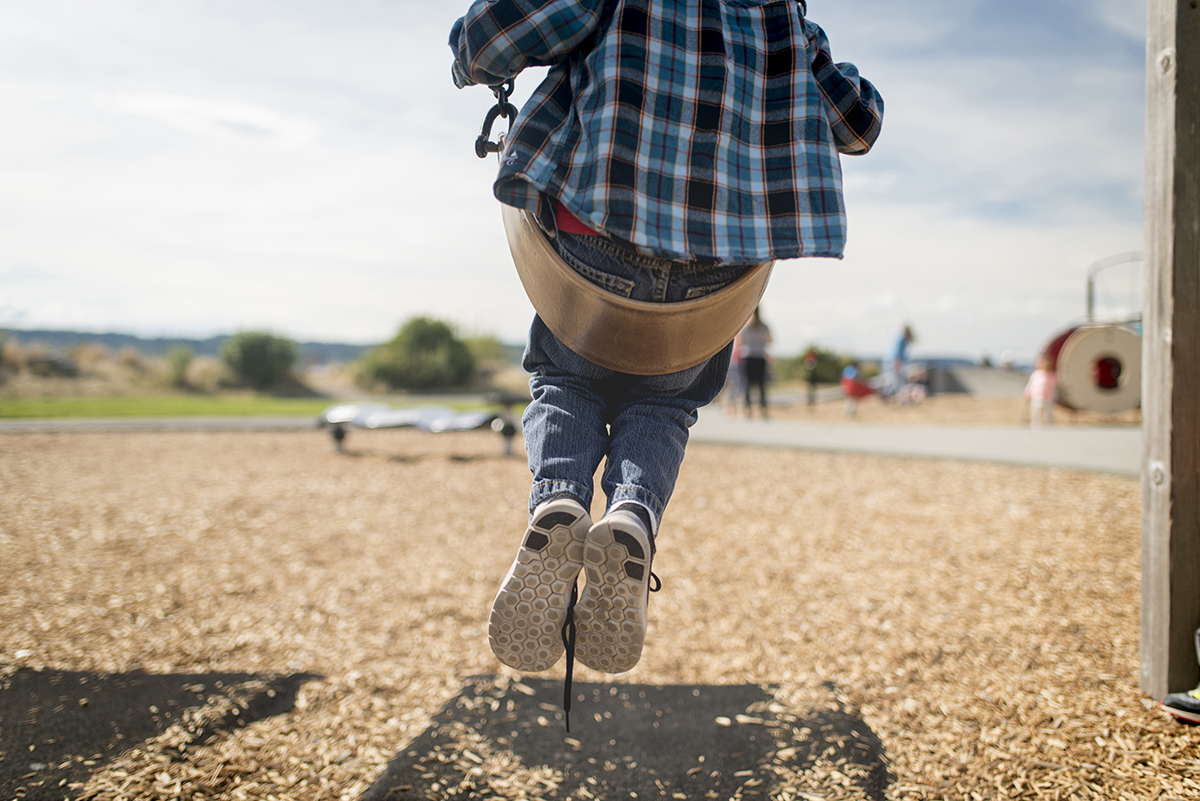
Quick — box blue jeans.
[521,230,751,523]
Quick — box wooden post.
[1141,0,1200,700]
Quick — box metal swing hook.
[475,79,518,159]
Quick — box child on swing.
[450,0,883,676]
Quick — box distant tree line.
[0,328,369,363]
[2,319,505,393]
[0,329,306,392]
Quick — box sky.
[0,0,1149,362]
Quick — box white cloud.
[104,92,318,142]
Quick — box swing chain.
[475,79,518,159]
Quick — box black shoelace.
[559,572,661,732]
[561,584,578,732]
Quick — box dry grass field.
[1,419,1192,801]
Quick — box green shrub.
[166,346,195,388]
[221,331,298,390]
[358,317,475,390]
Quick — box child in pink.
[1025,355,1058,427]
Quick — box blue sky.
[0,0,1148,361]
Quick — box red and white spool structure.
[1038,252,1142,414]
[1042,324,1141,413]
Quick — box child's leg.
[574,344,731,673]
[487,317,616,674]
[521,317,614,513]
[503,227,752,674]
[600,344,732,526]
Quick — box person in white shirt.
[738,307,773,419]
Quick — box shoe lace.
[560,571,660,732]
[561,583,578,732]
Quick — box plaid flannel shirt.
[450,0,883,262]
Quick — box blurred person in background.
[804,347,820,407]
[739,307,773,419]
[885,324,915,401]
[1024,354,1057,427]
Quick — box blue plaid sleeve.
[805,21,884,155]
[450,0,607,88]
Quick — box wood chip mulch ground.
[1,420,1194,800]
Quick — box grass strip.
[0,395,336,419]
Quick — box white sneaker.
[574,508,655,673]
[488,498,590,672]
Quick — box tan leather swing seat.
[502,202,773,376]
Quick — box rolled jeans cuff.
[529,479,593,517]
[606,486,663,531]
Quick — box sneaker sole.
[574,516,652,674]
[488,500,589,672]
[1160,701,1200,725]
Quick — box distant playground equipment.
[888,359,930,406]
[840,361,928,416]
[893,375,928,406]
[1041,252,1143,414]
[1045,325,1142,413]
[317,392,524,455]
[840,364,876,417]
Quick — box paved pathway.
[691,413,1141,478]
